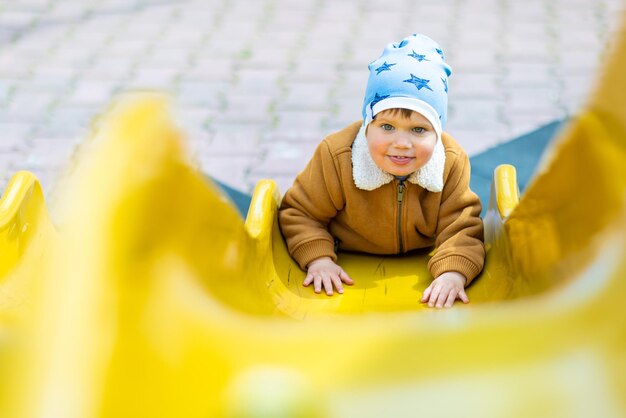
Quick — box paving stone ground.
[0,0,624,205]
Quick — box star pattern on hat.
[441,77,448,93]
[403,74,433,91]
[370,92,390,112]
[436,48,445,60]
[395,39,409,48]
[375,61,396,75]
[408,50,429,62]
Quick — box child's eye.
[412,127,426,133]
[381,124,394,131]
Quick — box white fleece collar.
[351,124,445,192]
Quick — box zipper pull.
[397,181,405,203]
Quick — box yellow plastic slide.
[0,172,55,323]
[2,19,626,418]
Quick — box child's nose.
[393,133,412,148]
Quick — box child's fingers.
[313,274,323,293]
[303,273,314,287]
[458,288,470,304]
[435,285,452,308]
[421,285,432,303]
[339,270,354,285]
[306,266,352,296]
[428,285,442,307]
[435,291,447,308]
[444,289,458,308]
[330,274,344,294]
[321,274,334,296]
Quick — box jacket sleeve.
[278,139,345,270]
[427,149,485,285]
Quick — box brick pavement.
[0,0,624,208]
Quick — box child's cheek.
[416,142,436,166]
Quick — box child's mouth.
[388,155,414,165]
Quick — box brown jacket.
[278,121,485,284]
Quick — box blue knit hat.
[362,34,452,140]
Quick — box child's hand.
[421,271,468,308]
[305,257,354,296]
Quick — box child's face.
[366,109,437,176]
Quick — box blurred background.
[0,0,624,203]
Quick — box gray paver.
[200,131,262,158]
[130,68,179,87]
[0,54,35,78]
[82,59,133,81]
[175,81,226,108]
[278,82,332,111]
[68,81,116,106]
[286,59,340,83]
[450,74,501,99]
[2,92,55,123]
[448,127,510,156]
[197,155,257,193]
[182,60,235,83]
[449,54,499,73]
[233,70,281,96]
[273,110,330,134]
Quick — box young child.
[278,34,485,309]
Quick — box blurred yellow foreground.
[2,23,626,418]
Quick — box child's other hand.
[421,271,468,308]
[305,257,354,296]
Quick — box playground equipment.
[0,172,55,324]
[1,17,626,418]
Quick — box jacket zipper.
[396,180,405,253]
